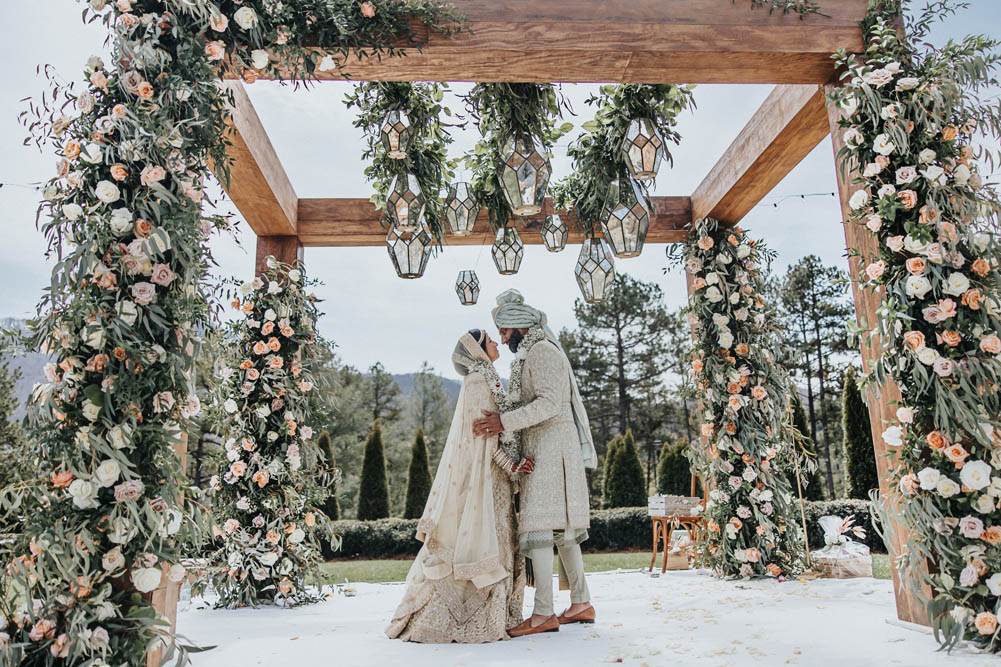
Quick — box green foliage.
[605,430,647,508]
[657,441,694,496]
[363,362,402,423]
[357,420,391,521]
[403,429,432,519]
[318,430,341,521]
[601,434,623,505]
[407,361,451,466]
[842,367,877,500]
[790,391,824,501]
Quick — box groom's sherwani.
[500,339,590,535]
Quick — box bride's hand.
[513,457,534,475]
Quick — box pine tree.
[357,420,391,520]
[656,441,692,496]
[842,366,877,500]
[601,434,623,507]
[403,429,432,519]
[317,430,340,521]
[605,430,647,508]
[790,391,824,501]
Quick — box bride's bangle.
[491,448,517,473]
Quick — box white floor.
[176,569,994,666]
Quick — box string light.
[754,191,837,209]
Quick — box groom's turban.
[491,289,547,329]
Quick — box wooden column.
[826,84,929,626]
[256,235,304,276]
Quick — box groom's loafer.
[508,615,560,637]
[557,604,596,625]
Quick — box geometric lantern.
[386,223,433,279]
[601,177,651,259]
[385,172,426,234]
[379,110,412,160]
[497,136,552,216]
[443,182,479,236]
[491,226,524,275]
[541,214,568,253]
[574,237,615,304]
[620,117,665,182]
[455,270,480,305]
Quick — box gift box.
[648,495,702,517]
[810,515,872,579]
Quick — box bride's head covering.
[452,329,491,376]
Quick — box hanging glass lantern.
[620,117,666,182]
[491,226,524,275]
[379,110,412,160]
[443,182,479,236]
[541,214,568,253]
[386,224,432,279]
[601,178,651,259]
[385,172,426,233]
[455,270,480,306]
[575,238,615,304]
[497,137,551,216]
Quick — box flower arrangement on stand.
[670,219,804,579]
[210,259,339,608]
[827,1,1001,650]
[2,0,458,663]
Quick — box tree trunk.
[799,321,818,443]
[614,311,628,434]
[811,294,837,498]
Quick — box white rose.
[936,477,960,498]
[84,327,105,350]
[167,563,187,583]
[90,0,107,10]
[68,479,99,509]
[94,459,121,487]
[239,281,254,296]
[922,165,946,186]
[877,184,896,198]
[882,426,903,447]
[288,269,302,282]
[960,460,992,491]
[863,68,893,87]
[267,281,281,295]
[81,142,103,164]
[918,148,936,164]
[251,49,270,70]
[223,398,238,413]
[839,95,858,117]
[895,407,914,424]
[905,275,932,299]
[317,55,338,72]
[843,128,863,147]
[233,6,258,29]
[288,528,305,544]
[82,399,101,422]
[117,300,138,327]
[849,189,870,211]
[873,133,895,156]
[953,164,971,185]
[132,567,162,593]
[264,308,277,321]
[987,573,1001,597]
[736,244,750,259]
[942,272,970,297]
[885,61,902,74]
[108,425,129,449]
[974,494,996,514]
[895,77,919,91]
[63,203,84,221]
[917,467,940,490]
[102,547,125,572]
[718,331,734,349]
[259,551,279,566]
[705,286,724,303]
[95,180,120,204]
[109,208,133,235]
[255,405,271,418]
[917,347,939,365]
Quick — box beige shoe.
[557,604,595,624]
[508,615,560,637]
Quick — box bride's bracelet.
[491,448,517,473]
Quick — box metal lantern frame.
[455,269,480,305]
[575,237,616,304]
[620,117,666,182]
[497,136,552,216]
[491,226,525,275]
[379,109,413,160]
[601,177,652,259]
[385,172,427,233]
[443,182,480,236]
[386,223,433,279]
[541,213,568,253]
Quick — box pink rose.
[114,479,145,502]
[131,281,156,305]
[980,335,1001,355]
[933,357,954,378]
[140,164,166,187]
[360,1,376,18]
[886,236,904,252]
[960,516,984,539]
[960,563,979,587]
[865,261,885,280]
[150,263,176,287]
[895,166,917,184]
[205,40,226,61]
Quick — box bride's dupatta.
[414,333,507,589]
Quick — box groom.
[473,289,598,636]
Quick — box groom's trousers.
[529,531,591,617]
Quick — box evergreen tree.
[408,362,452,466]
[656,441,692,496]
[356,420,391,520]
[601,434,623,506]
[605,430,647,508]
[790,391,824,501]
[317,430,340,521]
[363,362,402,422]
[403,429,433,519]
[842,366,877,499]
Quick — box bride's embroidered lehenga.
[385,335,525,643]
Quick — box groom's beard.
[506,330,525,353]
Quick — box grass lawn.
[316,552,892,584]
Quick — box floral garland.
[467,359,518,457]
[209,259,337,608]
[670,219,803,578]
[2,0,460,663]
[827,1,1001,650]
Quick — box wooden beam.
[219,82,298,237]
[690,84,831,224]
[295,197,692,247]
[256,235,303,275]
[827,84,930,627]
[226,0,867,85]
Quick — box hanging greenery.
[461,83,574,230]
[827,0,1001,651]
[740,0,825,17]
[552,84,695,236]
[345,81,456,241]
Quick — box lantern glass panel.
[455,270,480,305]
[444,182,480,236]
[497,137,551,216]
[541,214,568,253]
[386,224,432,279]
[386,172,426,233]
[379,110,412,160]
[491,227,525,275]
[621,117,665,182]
[575,238,616,304]
[601,178,651,259]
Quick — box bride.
[386,329,533,643]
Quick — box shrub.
[790,391,824,501]
[356,420,391,520]
[841,366,877,500]
[601,434,623,506]
[605,430,647,508]
[656,440,693,496]
[403,429,432,519]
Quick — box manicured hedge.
[323,500,886,559]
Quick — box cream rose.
[895,76,919,91]
[905,275,932,298]
[936,477,960,498]
[251,49,269,70]
[94,459,121,487]
[918,148,936,164]
[895,166,917,185]
[131,281,156,305]
[917,467,940,490]
[102,546,125,572]
[873,133,895,155]
[942,272,971,296]
[917,347,939,365]
[882,426,903,447]
[95,180,120,203]
[849,189,870,210]
[82,398,101,422]
[234,6,258,29]
[68,479,99,509]
[960,460,992,491]
[117,300,138,327]
[109,207,133,235]
[922,165,946,186]
[132,567,162,593]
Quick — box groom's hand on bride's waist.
[473,410,504,437]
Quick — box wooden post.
[826,84,929,626]
[256,235,304,276]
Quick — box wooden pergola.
[213,0,924,627]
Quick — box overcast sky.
[1,2,997,380]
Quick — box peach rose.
[252,470,269,488]
[52,470,75,488]
[766,563,782,577]
[267,337,281,352]
[239,359,253,370]
[751,386,767,400]
[899,473,919,494]
[865,260,885,280]
[90,71,108,90]
[230,461,247,476]
[897,189,918,209]
[697,236,714,251]
[253,340,268,355]
[903,330,926,352]
[360,2,376,18]
[140,164,166,186]
[974,611,998,636]
[727,234,739,246]
[905,257,926,275]
[209,13,229,32]
[980,526,1001,545]
[205,40,226,61]
[693,276,707,290]
[735,342,749,356]
[940,330,961,347]
[64,140,81,160]
[268,357,284,370]
[304,512,316,527]
[944,443,968,467]
[980,335,1001,355]
[941,125,958,141]
[243,69,258,84]
[110,163,128,181]
[700,423,714,438]
[112,103,128,119]
[692,359,703,373]
[136,81,154,100]
[918,205,939,225]
[278,578,295,595]
[745,547,761,562]
[247,368,260,381]
[726,382,742,395]
[261,321,275,335]
[972,258,990,277]
[962,289,982,310]
[134,218,152,238]
[729,517,743,530]
[926,430,948,450]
